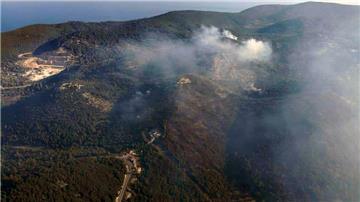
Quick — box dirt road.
[115,174,132,202]
[1,84,31,90]
[114,151,141,202]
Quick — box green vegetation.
[1,146,124,202]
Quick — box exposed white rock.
[177,77,192,85]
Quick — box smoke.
[240,39,272,62]
[119,23,358,200]
[192,26,272,63]
[222,29,238,41]
[225,13,360,200]
[277,19,360,199]
[123,26,272,90]
[215,9,360,200]
[117,91,150,122]
[113,11,358,201]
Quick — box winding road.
[115,174,131,202]
[114,151,140,202]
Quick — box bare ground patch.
[82,92,113,112]
[16,50,75,82]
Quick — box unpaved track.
[115,174,131,202]
[1,84,31,90]
[114,151,141,202]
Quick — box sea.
[1,1,269,32]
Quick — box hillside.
[1,2,359,201]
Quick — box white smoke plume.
[123,26,272,90]
[192,26,272,63]
[222,29,238,41]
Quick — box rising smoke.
[121,23,358,200]
[226,13,359,201]
[123,26,272,90]
[276,17,360,200]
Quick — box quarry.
[16,49,75,82]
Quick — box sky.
[1,0,358,32]
[0,0,359,4]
